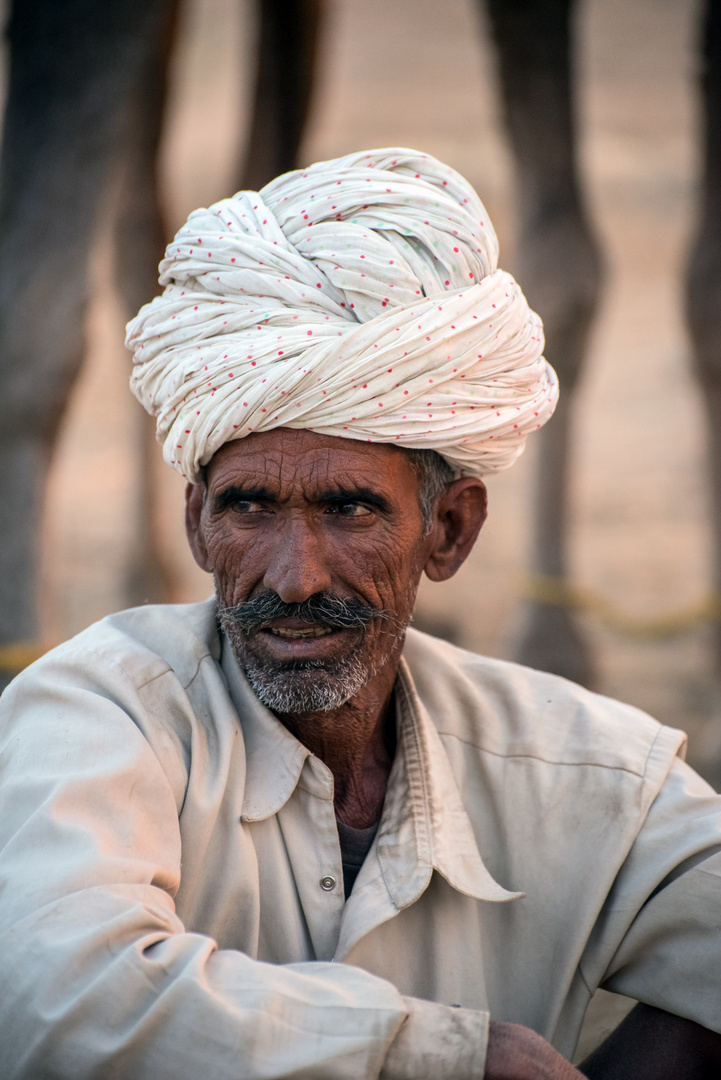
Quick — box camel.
[0,0,718,695]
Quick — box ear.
[423,478,487,583]
[185,482,212,572]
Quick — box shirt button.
[320,875,336,891]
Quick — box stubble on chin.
[218,602,406,714]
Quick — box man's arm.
[479,748,721,1080]
[0,646,495,1080]
[0,652,408,1080]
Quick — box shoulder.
[402,627,686,781]
[6,599,221,696]
[0,600,226,811]
[0,600,225,759]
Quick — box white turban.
[126,147,558,480]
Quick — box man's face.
[186,429,436,713]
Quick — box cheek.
[345,532,427,615]
[203,528,263,604]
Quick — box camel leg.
[112,0,182,606]
[484,0,603,685]
[0,0,172,689]
[237,0,325,190]
[686,0,721,673]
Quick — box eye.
[326,501,373,517]
[232,499,266,514]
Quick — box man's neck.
[276,665,398,829]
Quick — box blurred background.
[4,0,721,779]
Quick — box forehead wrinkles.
[254,444,399,502]
[207,429,421,505]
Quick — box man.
[0,149,719,1079]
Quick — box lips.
[253,618,357,660]
[267,626,334,639]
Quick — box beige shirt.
[0,599,719,1079]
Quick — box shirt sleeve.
[581,755,721,1034]
[0,648,427,1080]
[382,998,488,1079]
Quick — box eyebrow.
[211,483,392,514]
[211,485,274,512]
[323,486,392,513]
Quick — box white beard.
[241,652,377,713]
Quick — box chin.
[243,660,373,714]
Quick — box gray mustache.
[218,591,395,633]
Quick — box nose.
[262,517,333,602]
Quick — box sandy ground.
[38,0,721,781]
[7,0,716,1057]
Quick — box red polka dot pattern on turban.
[126,147,558,480]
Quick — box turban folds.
[126,148,558,480]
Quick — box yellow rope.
[519,574,721,639]
[0,642,47,672]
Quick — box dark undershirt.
[336,818,380,898]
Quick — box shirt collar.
[379,658,522,906]
[220,638,311,821]
[220,635,521,904]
